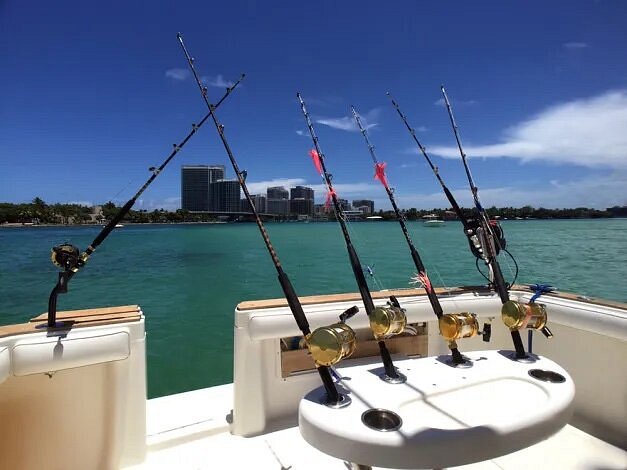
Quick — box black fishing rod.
[177,33,355,406]
[388,92,530,358]
[298,93,407,383]
[387,93,494,260]
[45,82,242,328]
[440,85,552,356]
[351,105,470,364]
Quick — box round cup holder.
[529,369,566,383]
[361,408,402,432]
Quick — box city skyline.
[1,2,626,212]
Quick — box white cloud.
[316,108,380,132]
[68,200,94,207]
[429,90,627,169]
[295,130,307,137]
[563,42,588,50]
[201,74,235,88]
[434,98,477,107]
[392,173,627,210]
[165,68,190,81]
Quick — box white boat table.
[299,350,575,469]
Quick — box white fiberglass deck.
[132,384,626,470]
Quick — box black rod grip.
[317,366,341,404]
[346,243,375,314]
[378,341,398,378]
[277,269,310,335]
[90,199,135,250]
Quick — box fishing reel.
[439,312,492,350]
[51,243,86,272]
[369,296,407,340]
[465,218,506,260]
[306,306,358,367]
[501,300,553,338]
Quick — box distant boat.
[366,216,383,220]
[114,224,124,228]
[422,214,444,227]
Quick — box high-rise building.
[289,185,314,216]
[352,199,374,214]
[181,166,209,212]
[209,179,241,212]
[267,186,289,216]
[241,194,267,213]
[337,198,351,211]
[267,186,289,200]
[181,165,226,212]
[290,186,314,201]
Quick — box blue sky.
[1,0,626,210]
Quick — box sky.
[1,0,626,211]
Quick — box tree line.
[1,198,624,225]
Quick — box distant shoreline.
[2,217,626,229]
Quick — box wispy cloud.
[316,108,380,132]
[429,90,627,169]
[416,126,428,132]
[296,130,307,137]
[393,173,627,210]
[434,98,477,107]
[201,74,235,88]
[563,42,589,50]
[165,68,190,81]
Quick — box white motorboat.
[423,214,445,227]
[0,284,625,469]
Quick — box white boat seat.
[299,350,575,469]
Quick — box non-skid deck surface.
[0,305,141,338]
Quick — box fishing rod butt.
[377,341,406,384]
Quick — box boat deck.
[130,385,627,470]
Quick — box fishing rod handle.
[278,270,310,335]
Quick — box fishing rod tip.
[176,32,182,38]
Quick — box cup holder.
[529,369,566,383]
[361,408,402,432]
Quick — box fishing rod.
[298,93,407,383]
[387,92,497,261]
[45,81,242,329]
[177,33,355,406]
[351,105,481,364]
[439,85,552,357]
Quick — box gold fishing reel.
[51,244,86,272]
[369,297,407,340]
[306,322,357,367]
[439,312,480,342]
[501,300,552,337]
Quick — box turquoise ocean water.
[0,219,625,398]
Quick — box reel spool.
[306,323,357,367]
[50,244,85,272]
[439,313,480,343]
[501,300,550,335]
[370,305,407,340]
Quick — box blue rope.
[528,283,555,303]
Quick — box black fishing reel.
[51,243,85,272]
[464,218,506,260]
